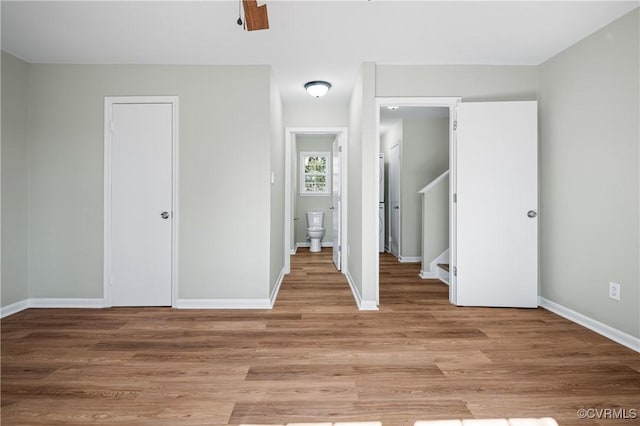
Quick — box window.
[300,151,330,195]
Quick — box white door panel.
[456,101,538,307]
[332,136,341,270]
[389,144,400,257]
[110,103,173,306]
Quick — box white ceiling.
[2,1,638,104]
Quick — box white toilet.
[306,211,325,253]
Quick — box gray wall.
[269,72,284,295]
[347,63,378,304]
[284,103,349,128]
[1,52,29,307]
[295,135,334,246]
[400,117,449,258]
[376,65,539,102]
[539,9,639,338]
[26,63,275,300]
[347,66,364,300]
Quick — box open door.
[389,144,400,257]
[455,101,538,308]
[332,135,341,270]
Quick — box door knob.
[329,206,335,210]
[527,210,537,218]
[161,211,170,219]
[393,206,399,210]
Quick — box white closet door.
[389,144,401,257]
[110,103,173,306]
[456,101,538,308]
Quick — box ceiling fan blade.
[242,0,269,31]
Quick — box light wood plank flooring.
[2,248,639,425]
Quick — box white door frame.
[284,127,348,275]
[375,97,461,305]
[103,96,179,307]
[388,143,401,258]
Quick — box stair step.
[437,263,450,272]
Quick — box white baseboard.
[345,270,379,311]
[1,299,30,318]
[539,297,640,353]
[270,267,286,307]
[2,298,106,319]
[175,298,272,309]
[359,300,379,310]
[419,270,438,279]
[28,298,106,308]
[399,256,421,263]
[296,242,333,248]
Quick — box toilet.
[306,211,325,253]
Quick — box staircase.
[418,170,450,285]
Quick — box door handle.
[393,206,399,210]
[161,211,170,219]
[329,206,335,210]
[527,210,537,218]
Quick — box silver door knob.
[161,211,170,219]
[329,206,335,210]
[527,210,537,218]
[393,206,399,210]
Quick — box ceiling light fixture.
[304,81,332,98]
[386,106,399,110]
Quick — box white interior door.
[389,144,400,257]
[332,135,341,270]
[109,102,173,306]
[456,101,538,307]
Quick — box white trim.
[103,96,179,308]
[360,300,379,310]
[375,97,461,307]
[296,242,334,248]
[269,267,286,307]
[345,270,379,311]
[175,299,272,309]
[418,170,450,194]
[419,270,438,279]
[399,256,421,263]
[539,297,640,353]
[1,300,30,318]
[29,298,106,308]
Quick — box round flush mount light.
[304,81,332,98]
[386,106,399,110]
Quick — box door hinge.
[453,120,457,131]
[338,245,342,252]
[109,121,115,132]
[339,146,342,153]
[453,193,457,203]
[453,266,457,277]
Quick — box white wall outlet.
[609,282,620,301]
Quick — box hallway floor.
[1,248,639,425]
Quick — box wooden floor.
[2,249,639,425]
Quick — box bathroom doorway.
[284,128,348,276]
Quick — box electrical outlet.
[609,282,620,301]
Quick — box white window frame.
[299,151,331,196]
